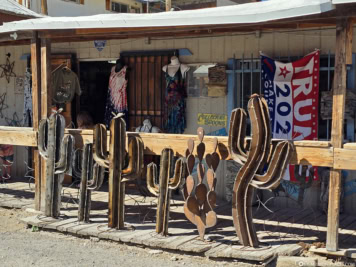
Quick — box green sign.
[197,113,227,127]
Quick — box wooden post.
[40,38,52,211]
[31,32,42,211]
[166,0,171,11]
[41,0,48,15]
[326,18,353,252]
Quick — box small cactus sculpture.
[146,148,186,236]
[294,165,314,207]
[74,143,105,223]
[38,112,75,218]
[228,94,293,247]
[183,127,220,240]
[93,114,144,229]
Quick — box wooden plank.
[327,17,352,252]
[40,38,51,213]
[343,143,356,149]
[136,56,142,127]
[333,148,356,169]
[0,129,37,146]
[154,55,162,128]
[31,32,42,211]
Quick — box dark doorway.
[79,61,113,125]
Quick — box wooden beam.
[0,127,37,146]
[39,38,51,212]
[326,17,352,252]
[31,32,42,211]
[166,0,171,11]
[41,0,48,15]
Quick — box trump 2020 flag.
[261,51,319,181]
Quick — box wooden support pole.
[39,38,52,211]
[41,0,48,15]
[326,18,353,252]
[166,0,171,11]
[31,32,42,211]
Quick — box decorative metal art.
[146,148,186,236]
[294,165,314,208]
[228,94,293,247]
[0,53,16,83]
[38,111,75,218]
[93,114,144,229]
[183,127,220,240]
[74,144,105,223]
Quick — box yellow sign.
[197,113,227,127]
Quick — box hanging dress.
[163,66,186,134]
[104,66,128,127]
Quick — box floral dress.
[104,66,128,127]
[163,67,186,134]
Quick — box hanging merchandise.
[162,56,190,134]
[104,59,128,127]
[51,65,81,105]
[23,68,32,126]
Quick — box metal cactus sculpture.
[38,112,75,218]
[74,144,105,223]
[146,148,186,236]
[294,165,314,207]
[183,127,220,240]
[93,114,144,229]
[228,94,293,247]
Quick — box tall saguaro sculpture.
[229,95,293,247]
[183,127,220,240]
[146,148,186,236]
[38,112,75,218]
[74,144,105,223]
[93,115,144,229]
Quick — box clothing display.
[23,68,32,127]
[163,66,187,134]
[52,66,81,104]
[104,65,128,127]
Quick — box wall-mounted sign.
[197,113,227,127]
[94,40,107,52]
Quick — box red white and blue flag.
[261,51,320,181]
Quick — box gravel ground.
[0,207,233,267]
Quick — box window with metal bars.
[111,2,129,13]
[228,53,355,141]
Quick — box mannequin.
[162,56,190,78]
[162,56,189,134]
[115,58,125,73]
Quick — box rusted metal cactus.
[294,165,314,207]
[38,112,75,218]
[146,148,186,236]
[183,127,220,240]
[228,94,293,247]
[74,143,105,223]
[93,115,144,229]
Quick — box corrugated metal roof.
[0,0,43,18]
[0,0,334,33]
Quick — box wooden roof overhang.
[1,4,356,46]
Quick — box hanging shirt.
[104,66,128,126]
[52,67,81,104]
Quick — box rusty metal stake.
[147,148,185,236]
[38,112,75,218]
[93,115,144,229]
[228,95,293,247]
[74,143,105,223]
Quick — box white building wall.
[30,0,142,16]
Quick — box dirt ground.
[0,207,235,267]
